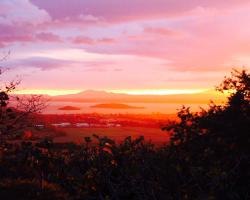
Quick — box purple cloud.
[35,32,62,42]
[31,0,250,23]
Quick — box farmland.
[54,127,170,145]
[32,113,173,144]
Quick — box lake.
[42,101,209,114]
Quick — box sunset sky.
[1,0,250,96]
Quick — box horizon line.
[11,88,211,96]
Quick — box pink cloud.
[1,0,250,91]
[31,0,250,23]
[0,24,63,46]
[72,36,115,45]
[0,0,50,25]
[35,32,62,42]
[97,38,116,44]
[72,36,94,45]
[75,5,250,73]
[144,27,179,36]
[0,35,34,43]
[0,24,34,45]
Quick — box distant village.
[35,113,171,129]
[36,121,122,129]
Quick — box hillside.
[51,90,226,104]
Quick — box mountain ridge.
[50,90,226,104]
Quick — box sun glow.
[12,89,82,96]
[12,89,208,96]
[107,89,207,95]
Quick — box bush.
[0,69,249,200]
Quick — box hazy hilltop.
[54,90,128,99]
[51,90,226,104]
[91,103,144,109]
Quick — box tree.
[0,69,249,200]
[0,62,46,142]
[163,69,250,145]
[161,69,250,199]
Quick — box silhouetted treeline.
[0,69,249,200]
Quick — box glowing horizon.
[12,88,207,96]
[107,89,207,96]
[12,89,82,96]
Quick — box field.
[34,113,173,145]
[54,127,170,145]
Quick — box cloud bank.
[1,0,250,91]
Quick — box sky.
[0,0,250,96]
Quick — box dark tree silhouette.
[0,64,46,142]
[0,69,249,200]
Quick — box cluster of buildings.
[36,122,122,128]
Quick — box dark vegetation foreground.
[0,70,249,200]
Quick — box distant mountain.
[51,90,226,104]
[55,90,128,99]
[91,103,144,109]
